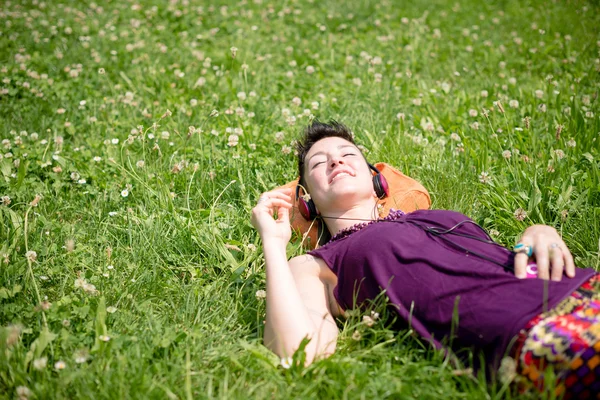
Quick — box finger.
[258,190,293,203]
[534,245,550,280]
[277,204,290,223]
[562,245,576,278]
[513,253,529,279]
[258,198,293,210]
[267,189,293,199]
[549,246,564,281]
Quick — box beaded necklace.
[327,209,406,243]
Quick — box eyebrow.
[307,144,357,163]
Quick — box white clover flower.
[106,306,117,313]
[83,282,98,294]
[480,90,488,98]
[237,92,246,101]
[17,386,33,398]
[227,135,239,147]
[514,208,527,221]
[280,356,293,369]
[74,350,89,364]
[25,251,37,262]
[478,171,491,184]
[582,95,591,106]
[469,109,478,117]
[509,100,519,108]
[502,150,512,159]
[305,65,315,74]
[195,77,206,87]
[33,357,48,370]
[498,356,517,384]
[255,290,266,299]
[54,360,66,370]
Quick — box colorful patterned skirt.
[508,273,600,398]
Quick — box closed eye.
[343,153,357,157]
[311,161,325,169]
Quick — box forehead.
[305,136,358,159]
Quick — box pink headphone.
[296,163,389,221]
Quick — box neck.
[320,199,379,236]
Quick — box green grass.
[1,0,599,398]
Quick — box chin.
[330,185,372,201]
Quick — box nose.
[329,156,345,168]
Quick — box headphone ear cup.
[298,197,318,221]
[296,185,319,220]
[372,173,389,199]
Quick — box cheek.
[305,170,324,192]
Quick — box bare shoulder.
[289,254,320,268]
[288,254,341,317]
[288,254,336,283]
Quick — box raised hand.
[250,188,294,245]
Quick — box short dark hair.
[296,120,356,186]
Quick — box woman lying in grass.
[251,121,599,398]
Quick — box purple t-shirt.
[309,209,596,370]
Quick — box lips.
[329,168,355,184]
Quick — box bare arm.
[263,252,339,363]
[251,188,338,364]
